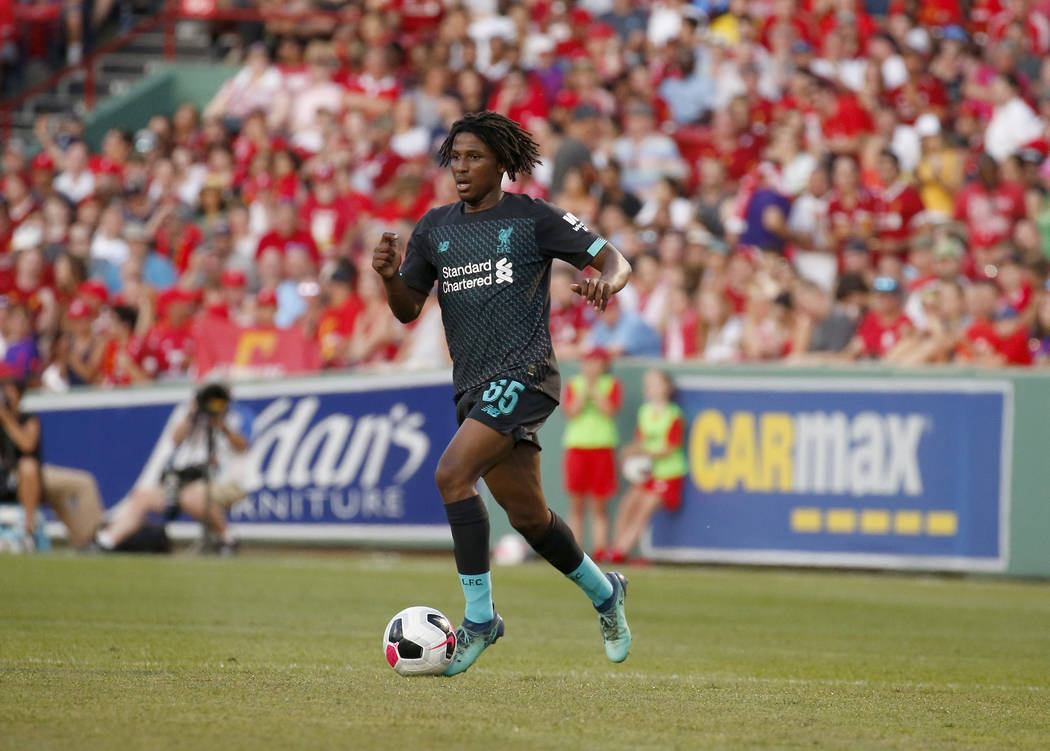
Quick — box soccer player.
[372,111,633,676]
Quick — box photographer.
[0,376,43,551]
[93,383,249,555]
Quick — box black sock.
[526,510,584,575]
[444,495,490,575]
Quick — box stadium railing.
[0,2,347,143]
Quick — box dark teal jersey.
[399,192,608,399]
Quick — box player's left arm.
[572,244,632,313]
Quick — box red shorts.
[564,447,617,500]
[643,475,685,512]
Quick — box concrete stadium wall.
[84,63,239,150]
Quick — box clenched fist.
[372,232,401,280]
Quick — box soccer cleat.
[596,572,631,663]
[443,612,505,676]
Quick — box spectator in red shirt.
[146,288,197,378]
[253,287,279,329]
[316,262,362,368]
[872,150,925,257]
[958,278,1033,365]
[301,163,356,258]
[827,154,876,254]
[256,202,320,268]
[101,305,154,386]
[153,205,204,274]
[220,268,251,326]
[954,153,1027,255]
[846,275,914,358]
[817,81,874,156]
[3,172,37,230]
[550,263,591,360]
[340,46,400,120]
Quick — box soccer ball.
[492,532,530,566]
[622,454,653,484]
[382,606,456,676]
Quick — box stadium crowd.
[4,0,1050,390]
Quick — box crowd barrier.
[24,364,1050,577]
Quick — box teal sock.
[567,555,614,607]
[460,572,494,624]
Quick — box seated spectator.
[41,464,105,549]
[1029,289,1050,365]
[661,282,701,362]
[53,141,95,204]
[790,276,862,359]
[316,262,362,367]
[347,266,399,365]
[957,279,1033,365]
[204,43,283,126]
[253,288,278,329]
[3,306,40,379]
[550,263,591,360]
[846,276,914,360]
[610,100,686,202]
[256,202,320,269]
[101,305,154,386]
[985,72,1044,164]
[57,298,105,387]
[696,288,743,363]
[146,289,196,379]
[585,295,662,357]
[745,284,795,361]
[886,280,967,365]
[105,223,176,294]
[0,376,42,550]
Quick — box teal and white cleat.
[443,612,505,676]
[597,572,631,663]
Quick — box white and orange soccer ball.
[382,606,456,676]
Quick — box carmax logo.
[689,410,928,497]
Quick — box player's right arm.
[373,231,429,323]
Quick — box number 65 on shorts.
[455,379,558,449]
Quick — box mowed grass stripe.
[1,553,1048,750]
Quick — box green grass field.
[2,552,1048,750]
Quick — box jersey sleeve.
[666,415,685,448]
[399,214,437,294]
[608,378,624,410]
[533,199,609,270]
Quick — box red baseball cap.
[156,286,196,312]
[78,280,109,306]
[67,298,92,320]
[256,288,278,307]
[32,152,55,171]
[220,268,247,288]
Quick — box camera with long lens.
[195,383,231,419]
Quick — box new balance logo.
[495,257,513,284]
[437,240,450,253]
[561,212,590,233]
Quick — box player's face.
[449,132,503,209]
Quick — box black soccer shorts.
[455,378,558,450]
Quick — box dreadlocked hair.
[437,111,541,182]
